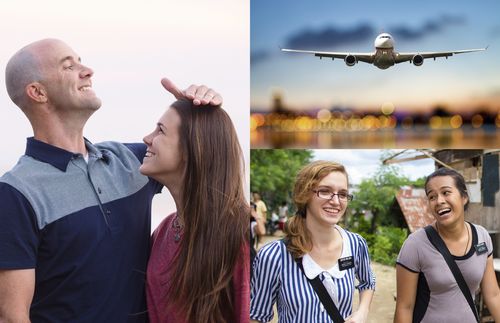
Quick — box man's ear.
[25,82,48,103]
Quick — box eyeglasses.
[313,189,353,202]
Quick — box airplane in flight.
[281,32,487,70]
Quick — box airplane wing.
[281,48,375,64]
[394,47,487,64]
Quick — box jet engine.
[345,55,357,66]
[412,54,424,66]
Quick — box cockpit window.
[380,35,390,39]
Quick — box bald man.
[0,39,221,323]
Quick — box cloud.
[251,49,271,65]
[280,14,467,50]
[284,23,374,49]
[390,14,466,41]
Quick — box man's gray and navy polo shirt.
[0,137,162,322]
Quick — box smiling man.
[0,39,221,323]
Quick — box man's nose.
[80,64,94,78]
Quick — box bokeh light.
[381,102,395,116]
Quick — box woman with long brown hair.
[140,99,249,323]
[251,160,375,323]
[394,168,500,322]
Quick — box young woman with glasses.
[250,160,375,323]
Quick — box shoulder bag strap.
[424,225,479,323]
[296,258,345,323]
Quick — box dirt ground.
[256,233,397,323]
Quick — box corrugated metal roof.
[395,187,435,233]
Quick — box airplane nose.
[374,36,394,49]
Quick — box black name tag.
[475,242,488,255]
[338,256,354,271]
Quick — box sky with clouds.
[251,0,500,113]
[0,0,249,230]
[312,149,435,185]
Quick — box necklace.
[172,215,183,243]
[463,223,470,256]
[436,222,470,256]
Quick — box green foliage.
[371,235,393,265]
[346,213,374,245]
[370,226,408,266]
[349,156,424,231]
[349,216,408,265]
[412,176,426,188]
[250,149,313,212]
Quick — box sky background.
[0,0,249,230]
[251,0,500,114]
[311,149,435,186]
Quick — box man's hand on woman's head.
[161,77,223,106]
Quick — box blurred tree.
[251,149,313,214]
[370,227,408,266]
[349,154,424,233]
[412,176,426,188]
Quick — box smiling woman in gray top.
[394,168,500,323]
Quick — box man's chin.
[92,98,102,110]
[83,96,102,110]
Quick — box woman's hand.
[346,288,373,323]
[345,308,368,323]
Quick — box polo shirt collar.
[85,139,107,162]
[25,137,101,172]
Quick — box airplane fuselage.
[373,33,396,69]
[373,48,395,70]
[373,48,396,70]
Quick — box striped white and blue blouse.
[250,226,376,323]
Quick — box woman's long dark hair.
[167,99,248,323]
